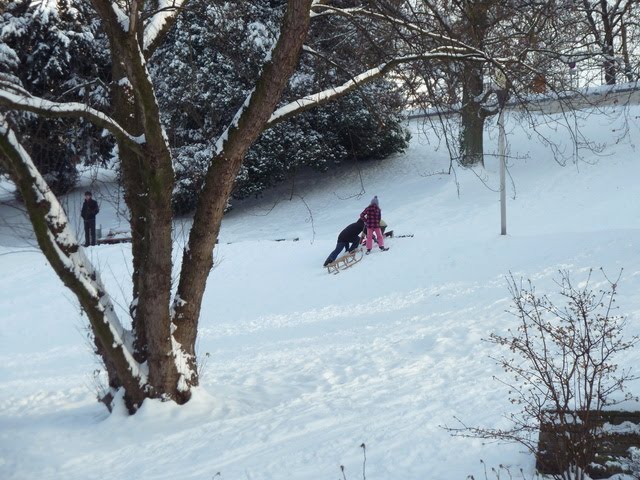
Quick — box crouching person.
[323,218,365,267]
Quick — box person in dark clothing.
[323,218,365,267]
[81,191,100,247]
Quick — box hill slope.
[1,105,640,479]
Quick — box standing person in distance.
[81,191,100,247]
[323,218,365,267]
[360,195,388,254]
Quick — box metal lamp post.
[496,84,508,236]
[498,105,506,235]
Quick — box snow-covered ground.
[1,104,640,480]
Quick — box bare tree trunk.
[171,0,312,376]
[602,30,617,85]
[460,63,486,166]
[620,19,634,82]
[582,0,626,86]
[84,0,311,408]
[457,0,491,167]
[91,0,181,406]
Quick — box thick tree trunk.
[91,0,181,407]
[171,0,313,375]
[600,0,617,85]
[458,1,490,167]
[603,35,616,86]
[459,63,486,166]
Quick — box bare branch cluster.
[449,269,638,479]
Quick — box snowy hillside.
[1,104,640,480]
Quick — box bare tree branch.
[0,81,144,155]
[266,50,491,127]
[0,116,147,408]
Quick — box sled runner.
[325,248,364,274]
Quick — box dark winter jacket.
[337,219,365,244]
[81,198,99,220]
[360,204,381,229]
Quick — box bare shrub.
[452,269,638,480]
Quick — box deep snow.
[1,102,640,480]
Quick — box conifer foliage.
[150,0,409,214]
[0,0,112,194]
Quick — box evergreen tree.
[0,0,112,194]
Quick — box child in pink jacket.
[359,196,389,254]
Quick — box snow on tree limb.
[0,116,148,389]
[0,82,144,154]
[213,89,255,156]
[143,0,188,54]
[267,51,489,127]
[110,1,129,31]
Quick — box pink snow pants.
[366,227,385,250]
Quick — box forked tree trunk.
[0,0,313,413]
[92,0,311,410]
[171,0,312,367]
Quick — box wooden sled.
[326,248,364,274]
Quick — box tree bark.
[91,0,182,405]
[458,1,491,167]
[460,62,486,166]
[171,0,313,378]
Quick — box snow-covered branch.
[0,82,144,154]
[0,116,148,392]
[143,0,189,54]
[267,51,489,127]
